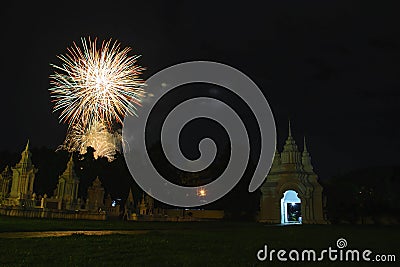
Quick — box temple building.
[53,155,80,210]
[138,193,155,215]
[259,121,328,224]
[8,141,38,206]
[86,177,105,211]
[0,166,12,199]
[123,188,135,220]
[0,142,122,220]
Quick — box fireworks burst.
[60,120,122,162]
[49,37,145,128]
[49,37,145,161]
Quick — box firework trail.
[49,37,145,161]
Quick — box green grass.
[0,216,399,266]
[0,215,256,232]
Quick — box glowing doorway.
[281,190,302,224]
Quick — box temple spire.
[65,154,75,176]
[67,154,73,166]
[124,187,135,211]
[281,119,301,164]
[18,140,33,166]
[302,136,313,172]
[127,188,134,203]
[303,136,308,152]
[25,139,30,152]
[21,140,31,158]
[59,154,79,183]
[283,119,298,152]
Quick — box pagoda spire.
[281,119,301,164]
[124,187,135,213]
[141,193,145,204]
[302,136,314,172]
[20,139,32,163]
[93,176,102,187]
[59,154,79,182]
[67,154,73,167]
[25,139,30,152]
[127,188,134,204]
[283,119,298,152]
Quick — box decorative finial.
[127,188,134,204]
[288,119,292,137]
[67,154,74,168]
[25,139,30,151]
[303,136,308,152]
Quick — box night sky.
[1,1,399,181]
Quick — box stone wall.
[0,207,106,220]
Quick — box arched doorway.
[281,190,302,224]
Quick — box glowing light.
[197,188,207,197]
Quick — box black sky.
[1,1,399,180]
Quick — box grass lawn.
[0,216,398,266]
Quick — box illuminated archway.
[281,190,302,224]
